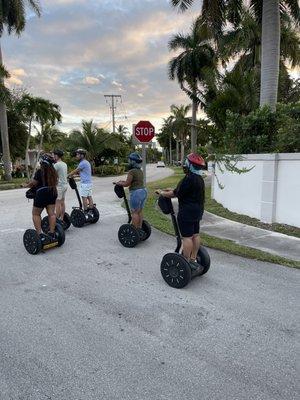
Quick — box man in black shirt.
[159,153,206,268]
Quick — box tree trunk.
[25,119,32,179]
[260,0,280,111]
[0,41,12,181]
[176,140,179,162]
[31,131,44,178]
[169,135,172,165]
[191,92,198,153]
[180,135,185,165]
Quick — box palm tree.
[158,116,175,164]
[17,95,57,178]
[168,20,217,152]
[68,120,124,167]
[171,0,300,111]
[169,104,191,163]
[116,125,129,135]
[30,100,62,177]
[0,0,41,181]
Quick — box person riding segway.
[114,152,150,247]
[157,153,210,287]
[23,153,65,254]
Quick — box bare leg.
[182,237,194,261]
[61,199,66,218]
[191,234,201,260]
[82,197,89,210]
[46,204,56,234]
[87,196,94,208]
[131,211,140,229]
[56,199,64,220]
[137,209,143,228]
[32,207,43,235]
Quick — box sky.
[3,0,202,133]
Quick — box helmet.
[184,153,206,175]
[40,153,55,167]
[128,152,142,163]
[53,149,64,158]
[75,148,87,156]
[187,153,206,167]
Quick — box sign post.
[133,121,155,185]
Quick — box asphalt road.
[0,164,299,400]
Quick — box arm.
[68,167,80,178]
[116,173,133,188]
[155,189,175,198]
[23,179,39,188]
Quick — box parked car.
[157,161,165,168]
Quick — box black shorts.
[33,187,57,209]
[177,215,200,238]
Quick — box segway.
[158,196,210,289]
[23,224,65,255]
[114,184,151,248]
[68,177,100,227]
[41,213,71,233]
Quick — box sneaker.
[39,233,47,242]
[137,228,147,240]
[189,260,201,271]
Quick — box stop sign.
[134,120,155,143]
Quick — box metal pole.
[112,95,116,134]
[142,143,146,186]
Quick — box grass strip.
[143,171,300,269]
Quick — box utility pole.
[104,94,121,133]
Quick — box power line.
[104,94,122,133]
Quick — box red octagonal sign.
[134,120,155,143]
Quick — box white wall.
[275,154,300,227]
[211,153,300,228]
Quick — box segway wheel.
[62,213,71,230]
[160,253,191,289]
[90,207,100,224]
[23,229,42,255]
[197,246,211,275]
[41,216,50,233]
[70,209,86,228]
[55,224,65,247]
[141,220,151,241]
[118,224,140,248]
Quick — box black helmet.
[40,153,55,167]
[75,148,87,156]
[53,149,64,158]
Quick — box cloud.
[3,0,200,131]
[83,76,101,85]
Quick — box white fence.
[211,153,300,228]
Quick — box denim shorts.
[129,188,147,211]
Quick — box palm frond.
[170,0,195,12]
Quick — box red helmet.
[187,153,206,167]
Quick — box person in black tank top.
[158,153,206,268]
[24,154,58,238]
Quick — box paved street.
[0,164,299,400]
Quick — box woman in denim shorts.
[116,152,147,236]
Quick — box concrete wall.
[211,153,300,228]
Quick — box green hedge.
[94,165,125,176]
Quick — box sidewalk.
[201,211,300,261]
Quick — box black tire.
[55,223,65,247]
[41,216,50,233]
[118,224,140,248]
[23,229,42,255]
[141,220,151,241]
[197,246,211,275]
[90,207,100,224]
[63,213,71,230]
[70,209,86,228]
[160,253,191,289]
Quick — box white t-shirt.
[54,161,68,188]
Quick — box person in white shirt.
[52,149,68,221]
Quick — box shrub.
[224,103,300,154]
[94,165,125,176]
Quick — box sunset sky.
[3,0,201,133]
